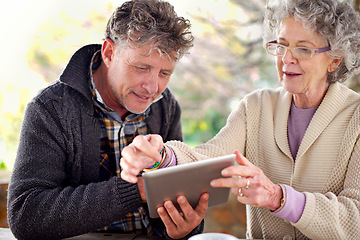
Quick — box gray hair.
[263,0,360,83]
[105,0,194,60]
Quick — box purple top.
[271,102,317,222]
[288,102,318,159]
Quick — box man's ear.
[102,38,115,67]
[328,57,343,72]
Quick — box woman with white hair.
[120,0,360,238]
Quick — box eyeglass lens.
[267,44,313,59]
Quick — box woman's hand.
[120,134,164,183]
[158,193,209,239]
[211,151,283,211]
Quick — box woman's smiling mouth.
[284,71,302,77]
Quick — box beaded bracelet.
[143,146,165,171]
[147,161,160,170]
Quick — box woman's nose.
[282,49,297,64]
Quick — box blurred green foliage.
[0,82,31,170]
[0,160,6,170]
[182,109,226,146]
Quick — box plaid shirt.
[89,51,153,235]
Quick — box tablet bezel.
[142,154,236,218]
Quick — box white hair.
[263,0,360,83]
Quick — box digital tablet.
[142,154,236,218]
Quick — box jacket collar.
[59,44,102,103]
[274,82,350,160]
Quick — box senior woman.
[120,0,360,239]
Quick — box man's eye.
[136,66,148,71]
[160,72,171,77]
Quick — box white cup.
[189,233,239,240]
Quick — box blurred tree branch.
[170,0,278,143]
[347,0,360,92]
[355,0,360,11]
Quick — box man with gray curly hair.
[120,0,360,239]
[7,0,208,239]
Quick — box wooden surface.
[0,181,9,228]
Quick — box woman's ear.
[328,57,343,72]
[102,38,115,67]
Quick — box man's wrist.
[143,145,176,172]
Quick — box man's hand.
[121,134,164,183]
[137,177,146,202]
[157,193,209,239]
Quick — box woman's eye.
[297,48,312,53]
[276,45,285,53]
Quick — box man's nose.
[141,73,159,94]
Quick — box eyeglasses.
[266,40,331,60]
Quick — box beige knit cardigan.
[167,82,360,239]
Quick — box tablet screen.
[142,154,236,218]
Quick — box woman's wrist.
[159,145,173,168]
[271,185,305,223]
[161,145,177,168]
[269,184,285,212]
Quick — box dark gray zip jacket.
[7,44,203,240]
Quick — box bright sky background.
[0,0,233,90]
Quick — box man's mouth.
[133,92,152,100]
[137,95,149,100]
